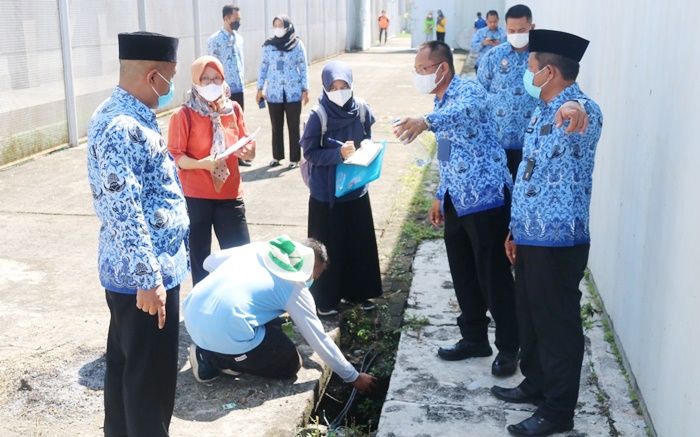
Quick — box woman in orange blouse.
[168,56,256,285]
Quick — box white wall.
[409,0,505,49]
[507,1,700,436]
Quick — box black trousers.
[443,194,518,353]
[515,244,590,424]
[230,91,244,111]
[436,31,446,42]
[186,197,250,285]
[506,148,523,183]
[200,322,301,379]
[268,96,302,162]
[308,194,383,309]
[104,287,180,437]
[379,28,387,43]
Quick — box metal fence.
[0,0,353,166]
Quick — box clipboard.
[335,140,386,197]
[211,127,260,160]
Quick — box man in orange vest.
[378,10,390,45]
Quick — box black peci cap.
[528,29,589,62]
[118,31,179,62]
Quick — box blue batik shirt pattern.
[470,26,507,66]
[257,42,309,103]
[477,42,537,150]
[87,87,190,294]
[511,83,603,247]
[426,76,512,217]
[208,28,245,93]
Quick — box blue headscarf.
[319,61,360,131]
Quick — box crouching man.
[183,235,377,394]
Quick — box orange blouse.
[167,103,249,200]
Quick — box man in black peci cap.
[87,31,189,436]
[490,29,604,436]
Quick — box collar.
[507,43,529,57]
[112,86,157,128]
[542,82,581,110]
[434,74,459,107]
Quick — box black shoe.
[507,414,573,436]
[491,351,518,377]
[189,344,219,383]
[437,340,492,361]
[238,158,252,167]
[491,385,544,405]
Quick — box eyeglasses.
[414,63,441,75]
[200,76,224,85]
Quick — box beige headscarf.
[185,56,233,192]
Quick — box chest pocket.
[437,137,452,161]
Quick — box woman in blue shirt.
[300,61,382,316]
[256,15,309,169]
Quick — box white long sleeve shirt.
[184,244,359,383]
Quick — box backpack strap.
[309,98,369,140]
[181,105,192,137]
[355,97,367,125]
[310,103,328,138]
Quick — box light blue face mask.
[522,66,550,99]
[153,71,175,109]
[304,278,314,288]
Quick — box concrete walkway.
[377,240,648,437]
[0,37,433,436]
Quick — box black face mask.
[231,20,241,31]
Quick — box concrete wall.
[508,1,700,436]
[0,0,352,166]
[409,0,505,49]
[346,0,407,52]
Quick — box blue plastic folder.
[335,141,386,198]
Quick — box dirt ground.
[0,38,440,436]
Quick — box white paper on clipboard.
[212,127,260,160]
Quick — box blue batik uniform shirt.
[208,28,245,94]
[470,26,507,67]
[511,83,603,247]
[87,87,190,293]
[425,76,512,216]
[257,42,309,103]
[478,42,536,150]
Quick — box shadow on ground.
[77,321,325,424]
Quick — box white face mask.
[507,32,529,49]
[325,88,353,107]
[414,64,444,95]
[273,27,286,38]
[195,83,224,102]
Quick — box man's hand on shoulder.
[555,101,589,134]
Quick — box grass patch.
[585,271,647,421]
